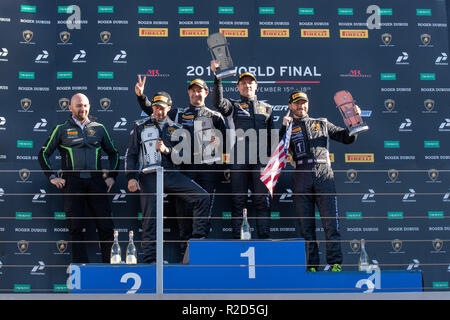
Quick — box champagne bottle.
[358,239,369,271]
[110,230,122,264]
[240,208,251,240]
[126,230,137,264]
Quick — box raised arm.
[135,74,153,116]
[210,60,234,117]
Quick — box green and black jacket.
[38,116,120,180]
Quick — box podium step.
[68,239,422,294]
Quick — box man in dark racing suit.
[38,93,120,263]
[134,76,226,260]
[281,90,361,272]
[125,91,211,263]
[210,60,274,239]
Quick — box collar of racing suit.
[295,115,309,121]
[239,95,258,103]
[189,104,205,112]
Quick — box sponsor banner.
[1,0,449,294]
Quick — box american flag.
[260,122,292,197]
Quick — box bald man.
[38,93,120,263]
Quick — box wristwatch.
[49,174,57,181]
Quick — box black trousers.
[292,164,342,269]
[230,163,270,239]
[139,171,210,263]
[175,165,217,258]
[63,176,114,263]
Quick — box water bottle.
[358,239,369,271]
[240,208,251,240]
[126,230,137,264]
[110,230,122,264]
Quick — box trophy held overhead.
[334,90,369,136]
[207,32,237,79]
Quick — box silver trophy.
[140,126,161,173]
[334,90,369,136]
[194,115,222,165]
[207,32,237,79]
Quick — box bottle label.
[126,255,137,264]
[110,255,122,264]
[241,232,251,240]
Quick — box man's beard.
[74,112,88,121]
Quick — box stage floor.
[0,292,449,300]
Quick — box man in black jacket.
[125,91,210,263]
[38,93,120,263]
[210,61,274,240]
[281,90,361,272]
[135,76,225,259]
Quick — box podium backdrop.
[0,0,449,293]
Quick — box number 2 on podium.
[240,247,256,279]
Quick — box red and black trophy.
[334,90,369,136]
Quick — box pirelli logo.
[345,153,374,163]
[139,28,168,37]
[260,28,290,38]
[340,29,369,38]
[152,96,168,103]
[180,28,209,37]
[329,153,335,163]
[219,28,248,38]
[301,29,330,38]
